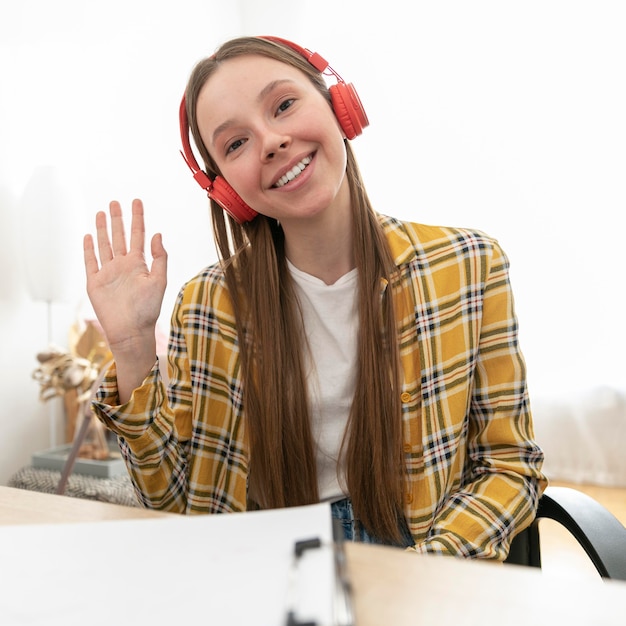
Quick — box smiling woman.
[81,34,546,561]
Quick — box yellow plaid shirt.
[94,214,546,559]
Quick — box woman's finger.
[109,200,128,257]
[83,234,99,277]
[95,210,114,264]
[129,198,146,253]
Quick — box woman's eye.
[227,138,246,154]
[277,98,294,114]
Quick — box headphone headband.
[179,36,368,223]
[262,36,329,74]
[179,97,211,191]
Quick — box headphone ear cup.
[211,176,258,224]
[329,82,369,140]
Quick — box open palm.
[83,199,167,355]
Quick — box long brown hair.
[185,36,405,542]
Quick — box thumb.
[150,233,168,285]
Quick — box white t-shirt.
[287,260,359,501]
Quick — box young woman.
[84,36,546,558]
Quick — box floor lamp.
[20,165,80,448]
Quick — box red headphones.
[179,36,369,224]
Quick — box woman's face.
[195,54,349,224]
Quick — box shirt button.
[400,392,411,403]
[405,492,413,504]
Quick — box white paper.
[0,502,335,626]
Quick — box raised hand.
[83,199,167,401]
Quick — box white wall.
[244,0,626,395]
[1,0,625,485]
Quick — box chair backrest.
[505,486,626,581]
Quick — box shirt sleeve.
[92,310,194,514]
[410,237,547,559]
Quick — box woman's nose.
[262,131,290,161]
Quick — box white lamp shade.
[19,165,82,303]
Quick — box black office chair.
[505,485,626,581]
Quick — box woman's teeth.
[273,156,312,188]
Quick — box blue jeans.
[330,497,414,548]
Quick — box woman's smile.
[272,154,313,188]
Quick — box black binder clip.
[284,522,354,626]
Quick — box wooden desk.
[2,486,626,625]
[346,542,626,625]
[0,485,171,525]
